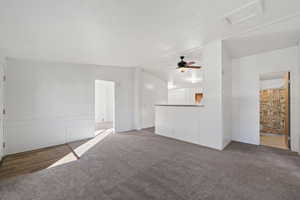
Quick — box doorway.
[95,80,115,135]
[259,72,290,150]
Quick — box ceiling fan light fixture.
[179,68,186,73]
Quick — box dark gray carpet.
[0,130,300,200]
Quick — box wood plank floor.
[0,129,111,180]
[0,143,80,180]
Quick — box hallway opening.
[259,72,290,150]
[95,80,115,135]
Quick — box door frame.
[259,71,291,150]
[284,72,291,149]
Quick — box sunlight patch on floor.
[74,128,113,157]
[47,129,112,169]
[47,152,77,169]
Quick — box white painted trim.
[222,139,232,150]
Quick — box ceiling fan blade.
[186,66,202,69]
[186,61,196,65]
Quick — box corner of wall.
[140,68,168,129]
[221,40,233,149]
[133,67,142,130]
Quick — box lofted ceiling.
[224,14,300,59]
[0,0,300,84]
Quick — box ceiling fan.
[177,56,202,72]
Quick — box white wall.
[165,42,232,150]
[200,40,223,149]
[141,71,167,129]
[168,88,203,104]
[156,40,224,150]
[95,80,114,123]
[4,58,135,154]
[232,46,300,153]
[221,42,232,149]
[105,82,114,122]
[133,68,142,130]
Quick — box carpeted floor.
[0,129,300,200]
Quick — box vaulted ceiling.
[1,0,300,82]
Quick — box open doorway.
[95,80,115,136]
[259,72,290,150]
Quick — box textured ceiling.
[0,0,300,83]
